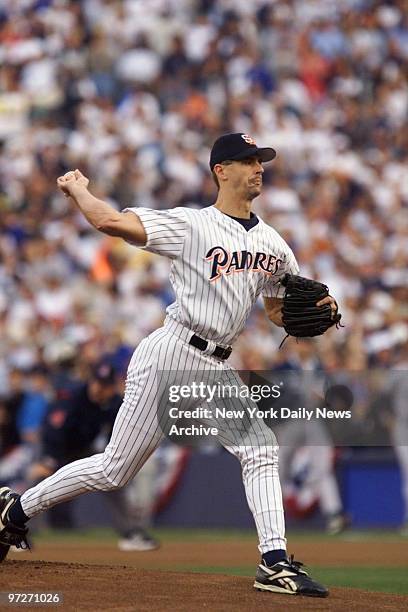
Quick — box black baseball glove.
[279,273,342,344]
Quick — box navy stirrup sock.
[262,549,287,567]
[8,498,30,526]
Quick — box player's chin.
[247,185,262,199]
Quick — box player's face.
[224,156,264,200]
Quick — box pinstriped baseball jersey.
[124,205,299,346]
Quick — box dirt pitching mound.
[1,561,407,611]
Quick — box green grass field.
[34,526,406,543]
[32,527,408,595]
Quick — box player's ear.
[213,163,228,183]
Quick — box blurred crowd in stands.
[0,0,407,464]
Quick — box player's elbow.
[100,212,147,245]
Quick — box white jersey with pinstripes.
[124,204,299,346]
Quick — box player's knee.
[239,445,279,471]
[100,454,133,490]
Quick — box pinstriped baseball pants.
[20,319,286,554]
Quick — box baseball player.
[0,133,338,597]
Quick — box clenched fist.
[57,169,89,198]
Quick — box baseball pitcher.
[0,133,341,598]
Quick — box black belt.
[189,334,232,361]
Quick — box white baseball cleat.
[118,529,160,552]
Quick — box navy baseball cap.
[209,133,276,170]
[91,362,116,386]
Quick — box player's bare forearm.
[73,187,147,245]
[57,170,147,245]
[68,184,119,231]
[263,296,284,327]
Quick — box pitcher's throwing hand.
[57,169,89,197]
